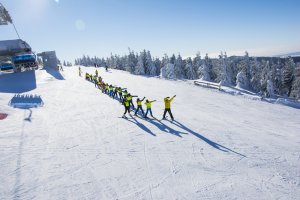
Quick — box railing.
[194,80,221,90]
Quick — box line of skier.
[83,68,176,120]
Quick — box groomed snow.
[0,66,299,199]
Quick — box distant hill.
[274,52,300,58]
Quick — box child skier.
[118,88,126,102]
[144,99,156,118]
[135,97,145,116]
[126,93,137,109]
[94,75,98,87]
[113,87,118,99]
[162,95,176,120]
[109,85,114,97]
[122,97,131,118]
[105,83,109,94]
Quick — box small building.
[37,51,58,70]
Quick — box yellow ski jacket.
[145,100,156,109]
[164,96,175,109]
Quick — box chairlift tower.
[0,3,21,39]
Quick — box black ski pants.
[163,108,174,119]
[124,106,131,115]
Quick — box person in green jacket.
[109,85,114,97]
[122,97,131,118]
[144,99,156,118]
[126,93,137,109]
[163,95,176,120]
[134,97,145,116]
[118,87,126,102]
[105,83,109,94]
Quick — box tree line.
[74,50,300,100]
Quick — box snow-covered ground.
[0,66,300,200]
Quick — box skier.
[126,93,137,109]
[109,85,114,97]
[113,86,118,99]
[135,97,145,116]
[123,90,128,98]
[105,83,109,94]
[101,82,106,93]
[98,76,102,85]
[94,75,98,87]
[95,69,98,77]
[118,87,126,102]
[85,73,89,80]
[162,95,176,120]
[144,99,156,119]
[105,64,108,72]
[122,97,131,118]
[79,67,82,76]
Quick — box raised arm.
[141,97,145,101]
[170,95,176,102]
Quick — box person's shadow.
[122,116,156,136]
[171,120,246,157]
[145,118,187,138]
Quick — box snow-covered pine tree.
[198,54,211,81]
[193,52,202,79]
[161,54,169,69]
[250,57,262,92]
[184,57,196,80]
[135,50,146,75]
[170,54,176,64]
[290,64,300,99]
[236,52,251,88]
[160,64,167,78]
[146,51,156,76]
[260,60,271,96]
[282,57,295,97]
[219,52,232,86]
[236,71,248,89]
[174,54,185,79]
[266,79,274,97]
[126,49,137,73]
[165,63,175,79]
[154,58,161,76]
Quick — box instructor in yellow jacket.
[163,95,176,120]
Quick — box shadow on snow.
[9,94,44,122]
[0,70,36,93]
[44,68,65,80]
[171,120,246,157]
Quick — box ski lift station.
[37,51,58,70]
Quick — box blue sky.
[1,0,300,62]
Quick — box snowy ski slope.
[0,66,299,200]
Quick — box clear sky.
[1,0,300,62]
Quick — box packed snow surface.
[0,67,300,200]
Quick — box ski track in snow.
[0,66,300,199]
